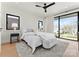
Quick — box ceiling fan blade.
[43,2,55,8]
[35,5,42,7]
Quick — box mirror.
[38,20,43,31]
[6,14,20,30]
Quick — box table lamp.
[12,23,18,30]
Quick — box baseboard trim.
[1,42,10,45]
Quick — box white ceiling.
[4,2,79,16]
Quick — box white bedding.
[21,32,57,53]
[36,32,57,48]
[21,32,42,53]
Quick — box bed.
[21,32,42,53]
[36,32,58,49]
[21,29,57,53]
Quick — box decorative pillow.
[21,28,34,34]
[21,29,27,34]
[26,28,34,32]
[25,32,37,36]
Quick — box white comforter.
[36,32,57,48]
[21,32,57,53]
[21,32,42,53]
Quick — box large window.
[54,13,78,40]
[53,17,59,37]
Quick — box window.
[53,17,59,37]
[60,13,77,40]
[54,13,78,40]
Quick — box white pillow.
[21,29,27,35]
[26,29,33,32]
[25,32,37,36]
[21,28,34,34]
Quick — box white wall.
[35,16,54,33]
[44,16,54,33]
[1,3,38,44]
[0,2,1,52]
[1,2,54,44]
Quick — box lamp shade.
[12,23,18,28]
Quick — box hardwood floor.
[0,43,18,57]
[0,39,79,57]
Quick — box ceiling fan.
[35,2,55,13]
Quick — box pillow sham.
[26,29,34,32]
[25,32,37,36]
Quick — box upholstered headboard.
[21,28,34,34]
[26,28,34,32]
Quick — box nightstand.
[10,33,20,44]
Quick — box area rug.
[16,40,69,57]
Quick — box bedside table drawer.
[11,33,19,36]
